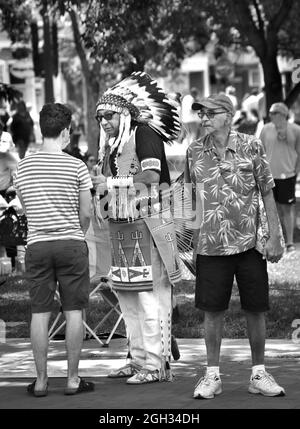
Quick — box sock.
[252,364,265,376]
[206,366,220,377]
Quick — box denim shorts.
[25,240,90,313]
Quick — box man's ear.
[61,127,69,140]
[225,114,232,126]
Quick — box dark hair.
[39,103,72,138]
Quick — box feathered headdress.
[96,71,181,158]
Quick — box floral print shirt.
[185,130,274,256]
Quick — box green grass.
[1,249,300,339]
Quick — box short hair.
[39,103,72,138]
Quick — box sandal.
[64,377,95,395]
[27,380,48,397]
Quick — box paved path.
[1,338,299,409]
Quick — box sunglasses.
[197,110,226,119]
[95,112,116,123]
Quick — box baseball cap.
[269,102,289,116]
[192,93,235,115]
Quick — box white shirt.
[0,131,14,153]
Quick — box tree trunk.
[261,55,283,111]
[83,76,99,158]
[69,7,100,158]
[285,82,300,108]
[42,2,54,103]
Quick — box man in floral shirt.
[185,93,285,400]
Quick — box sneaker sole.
[194,387,222,399]
[126,378,160,385]
[248,386,285,397]
[107,374,133,378]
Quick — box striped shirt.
[14,152,92,246]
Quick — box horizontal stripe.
[27,235,84,246]
[15,152,92,242]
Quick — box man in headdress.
[92,72,182,384]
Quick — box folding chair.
[85,276,124,347]
[48,287,106,347]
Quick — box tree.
[60,0,210,155]
[0,0,58,103]
[176,0,300,110]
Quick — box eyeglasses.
[269,111,285,117]
[95,112,116,123]
[197,110,226,119]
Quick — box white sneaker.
[193,373,222,399]
[126,369,161,384]
[248,370,285,397]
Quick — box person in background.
[63,127,85,161]
[186,93,285,400]
[10,101,35,159]
[257,87,267,122]
[236,108,259,135]
[225,86,238,110]
[260,102,300,252]
[14,103,94,397]
[0,101,10,132]
[85,153,97,176]
[0,119,19,262]
[241,88,259,120]
[181,87,202,144]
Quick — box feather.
[171,172,196,276]
[98,71,181,145]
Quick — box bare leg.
[30,312,51,390]
[64,310,84,388]
[245,311,265,365]
[204,311,225,366]
[280,203,295,246]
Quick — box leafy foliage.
[0,0,32,43]
[79,0,210,76]
[0,82,22,103]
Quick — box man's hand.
[91,172,106,186]
[264,236,284,263]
